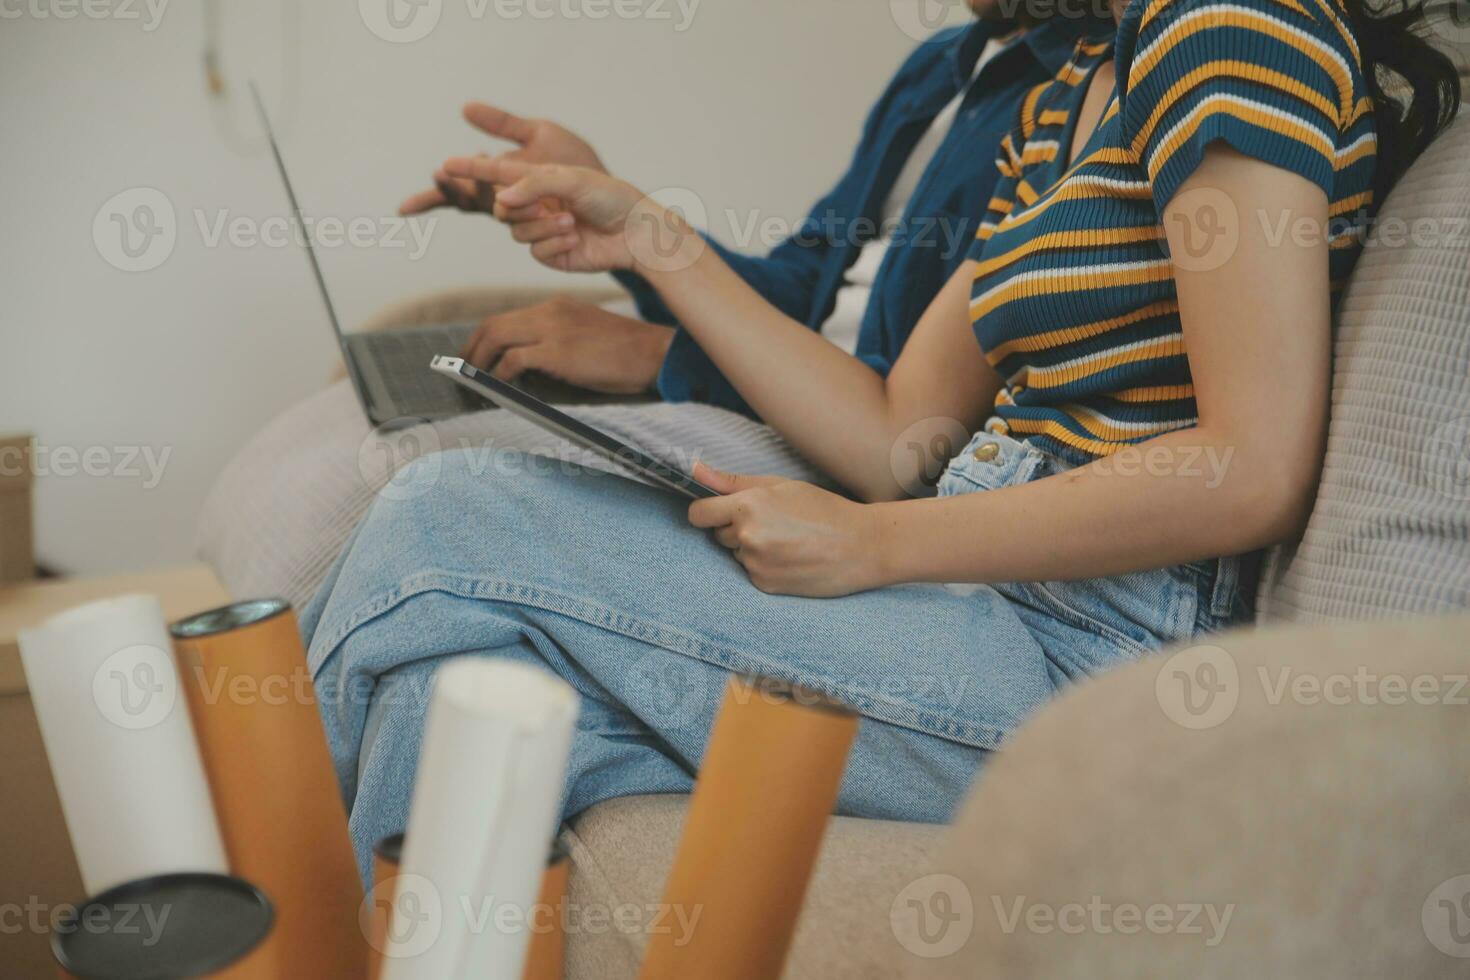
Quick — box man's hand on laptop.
[399,102,605,218]
[462,298,673,395]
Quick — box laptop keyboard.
[368,325,483,415]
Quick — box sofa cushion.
[560,795,948,980]
[1257,115,1470,621]
[915,613,1470,977]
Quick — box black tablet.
[430,356,719,500]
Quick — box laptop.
[249,82,627,427]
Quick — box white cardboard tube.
[18,594,228,894]
[382,658,579,980]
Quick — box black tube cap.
[52,872,273,980]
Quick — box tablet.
[430,356,720,500]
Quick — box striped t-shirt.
[967,0,1377,463]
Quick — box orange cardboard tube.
[639,675,859,980]
[366,833,404,980]
[522,841,572,980]
[170,600,365,979]
[53,872,276,979]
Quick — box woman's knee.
[376,449,616,531]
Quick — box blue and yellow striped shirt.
[967,0,1377,463]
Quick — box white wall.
[0,0,928,575]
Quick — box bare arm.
[446,149,1329,594]
[880,148,1329,583]
[690,148,1330,594]
[440,155,999,501]
[640,250,1001,501]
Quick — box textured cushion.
[913,613,1470,977]
[1257,116,1470,621]
[560,795,948,980]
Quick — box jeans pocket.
[1189,553,1259,630]
[1006,564,1201,666]
[938,432,1048,498]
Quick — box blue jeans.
[300,433,1251,879]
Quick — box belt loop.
[1210,556,1240,619]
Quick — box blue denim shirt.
[615,19,1105,417]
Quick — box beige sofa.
[560,614,1470,978]
[197,115,1470,975]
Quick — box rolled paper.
[52,872,276,979]
[383,659,579,980]
[17,594,228,895]
[366,833,405,980]
[170,599,365,980]
[521,841,571,980]
[373,833,570,980]
[639,675,860,980]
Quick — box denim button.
[973,442,1000,463]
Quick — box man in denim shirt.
[403,8,1107,417]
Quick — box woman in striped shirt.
[451,0,1461,593]
[305,0,1461,846]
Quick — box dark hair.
[1341,0,1463,199]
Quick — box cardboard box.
[0,564,230,977]
[0,434,34,584]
